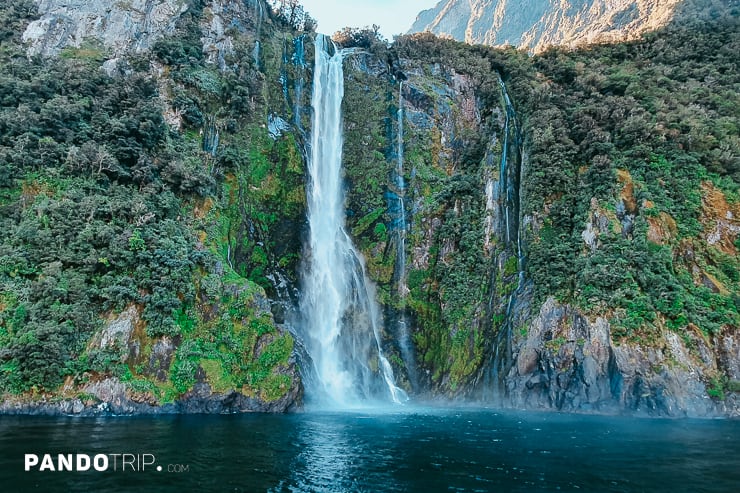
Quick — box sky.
[297,0,437,40]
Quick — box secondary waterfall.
[395,81,408,298]
[300,35,406,407]
[499,77,524,289]
[394,81,417,390]
[487,76,524,402]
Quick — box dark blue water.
[0,407,738,492]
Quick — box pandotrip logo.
[24,454,190,473]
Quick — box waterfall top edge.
[315,33,361,58]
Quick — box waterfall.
[486,76,524,402]
[395,81,408,298]
[292,35,306,131]
[202,116,219,157]
[394,81,417,391]
[300,35,407,407]
[252,40,261,68]
[483,175,496,255]
[499,77,525,289]
[251,0,264,67]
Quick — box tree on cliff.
[268,0,315,31]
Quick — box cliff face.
[22,0,269,69]
[508,298,739,417]
[409,0,733,52]
[339,19,739,416]
[1,1,737,416]
[1,0,306,415]
[23,0,188,57]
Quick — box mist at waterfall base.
[2,409,738,492]
[297,35,406,408]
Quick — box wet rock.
[268,114,291,139]
[349,52,388,78]
[507,297,736,417]
[582,222,598,251]
[149,337,176,382]
[717,332,740,380]
[1,370,302,415]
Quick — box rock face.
[507,298,738,417]
[3,1,737,419]
[94,305,139,354]
[0,285,303,416]
[23,0,188,57]
[22,0,267,68]
[0,377,301,416]
[410,0,690,52]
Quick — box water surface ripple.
[1,407,738,492]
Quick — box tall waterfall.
[499,77,524,289]
[395,81,408,298]
[487,76,524,402]
[300,35,406,407]
[394,81,417,391]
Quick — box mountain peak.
[409,0,737,51]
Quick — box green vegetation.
[347,14,738,393]
[0,42,201,391]
[0,0,304,404]
[161,277,294,402]
[0,0,736,405]
[516,17,739,340]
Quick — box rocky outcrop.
[91,305,139,355]
[4,0,736,419]
[200,0,268,70]
[0,273,302,416]
[507,298,738,417]
[0,377,301,415]
[23,0,188,57]
[701,182,740,256]
[22,0,268,69]
[410,0,695,52]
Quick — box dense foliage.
[0,0,301,401]
[345,14,738,391]
[518,16,740,339]
[0,0,736,403]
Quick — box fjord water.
[1,409,738,492]
[299,35,405,406]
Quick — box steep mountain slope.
[357,16,739,416]
[409,0,737,51]
[0,0,737,416]
[0,0,307,414]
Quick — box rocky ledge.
[0,375,302,416]
[507,298,739,418]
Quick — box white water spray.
[301,35,406,407]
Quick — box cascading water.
[300,35,407,407]
[202,115,219,157]
[395,81,408,298]
[486,75,524,402]
[499,77,524,290]
[393,81,417,391]
[292,35,307,132]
